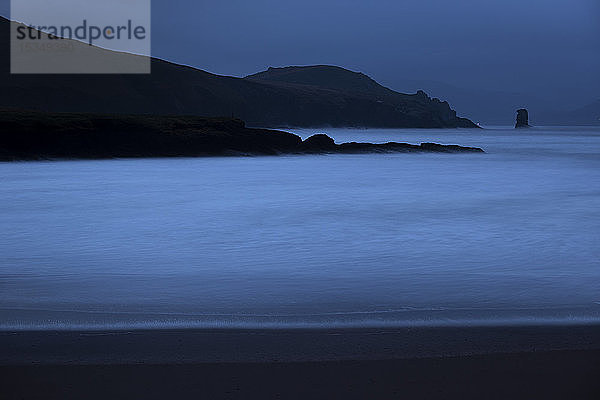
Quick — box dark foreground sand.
[2,325,600,399]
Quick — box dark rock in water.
[334,141,484,154]
[0,110,484,161]
[301,137,484,155]
[302,134,337,150]
[419,143,483,153]
[515,109,531,128]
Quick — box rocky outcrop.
[329,141,484,154]
[515,109,531,128]
[301,134,337,151]
[0,110,484,161]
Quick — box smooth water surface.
[1,126,599,329]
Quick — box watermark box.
[10,0,151,74]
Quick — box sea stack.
[515,108,531,128]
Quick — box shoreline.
[3,324,600,365]
[3,304,600,332]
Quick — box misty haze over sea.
[1,126,599,330]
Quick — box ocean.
[1,126,599,329]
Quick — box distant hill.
[244,65,475,128]
[0,17,475,128]
[561,100,600,125]
[529,99,600,126]
[246,65,401,97]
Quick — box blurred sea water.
[1,126,599,329]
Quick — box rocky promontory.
[0,17,477,129]
[0,110,484,161]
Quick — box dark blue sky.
[3,0,599,106]
[149,0,599,101]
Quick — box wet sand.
[2,325,600,399]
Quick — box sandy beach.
[2,324,599,399]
